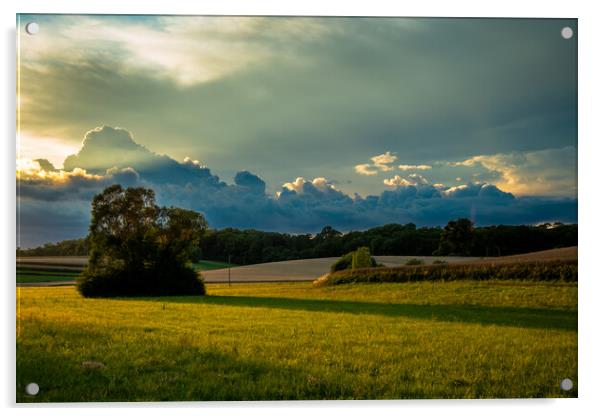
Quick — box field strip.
[15,248,576,286]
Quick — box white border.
[3,1,602,415]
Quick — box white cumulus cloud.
[383,175,413,187]
[398,164,432,171]
[354,163,379,176]
[355,151,398,175]
[383,173,429,187]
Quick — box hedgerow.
[314,260,577,287]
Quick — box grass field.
[16,268,80,284]
[16,260,234,284]
[16,273,77,284]
[16,280,577,401]
[191,260,236,272]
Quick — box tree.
[77,185,207,297]
[316,226,342,241]
[352,246,373,269]
[155,207,208,265]
[435,218,475,256]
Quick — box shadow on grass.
[145,295,577,331]
[16,325,357,402]
[17,321,577,401]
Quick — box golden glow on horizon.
[18,133,80,169]
[16,158,103,183]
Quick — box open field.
[191,260,236,272]
[16,247,576,285]
[16,258,235,285]
[190,255,486,283]
[16,270,80,284]
[17,280,577,401]
[16,255,485,285]
[17,256,87,267]
[16,257,234,271]
[481,246,577,264]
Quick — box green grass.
[15,260,231,283]
[16,268,80,284]
[191,260,235,271]
[16,274,78,284]
[16,281,577,402]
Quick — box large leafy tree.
[436,218,475,256]
[78,185,207,297]
[155,207,208,266]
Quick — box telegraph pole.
[228,254,231,287]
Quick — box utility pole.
[228,254,231,287]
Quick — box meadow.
[16,267,80,284]
[16,280,577,402]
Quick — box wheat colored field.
[16,247,577,284]
[17,255,485,284]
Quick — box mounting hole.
[561,27,573,40]
[25,382,39,396]
[560,378,573,391]
[25,22,39,35]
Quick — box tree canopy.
[435,218,476,256]
[77,185,207,297]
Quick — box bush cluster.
[315,260,577,286]
[77,264,205,298]
[330,247,378,273]
[352,247,373,269]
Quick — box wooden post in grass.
[228,254,231,287]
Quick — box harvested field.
[199,255,483,283]
[15,247,577,285]
[16,255,485,285]
[481,247,577,264]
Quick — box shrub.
[77,264,205,298]
[405,258,425,266]
[330,247,378,273]
[314,259,577,287]
[352,247,373,269]
[330,252,354,273]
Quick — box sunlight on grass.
[16,281,577,401]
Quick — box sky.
[17,15,577,247]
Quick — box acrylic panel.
[16,15,578,402]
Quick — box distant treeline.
[18,221,577,265]
[17,238,89,257]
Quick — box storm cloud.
[16,16,577,247]
[17,127,577,247]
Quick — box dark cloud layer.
[17,127,577,247]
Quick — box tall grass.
[314,260,577,286]
[16,282,577,401]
